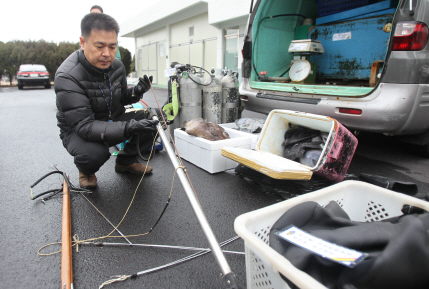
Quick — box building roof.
[208,0,251,27]
[120,0,252,38]
[121,0,208,38]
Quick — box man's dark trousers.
[62,109,157,175]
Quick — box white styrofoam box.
[219,123,260,150]
[251,136,260,150]
[174,127,252,173]
[234,181,429,289]
[218,122,238,129]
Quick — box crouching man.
[55,12,159,189]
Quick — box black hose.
[135,132,171,234]
[31,170,91,201]
[149,198,171,233]
[31,189,62,200]
[136,133,155,162]
[187,65,214,86]
[190,65,214,79]
[30,171,64,188]
[279,67,291,77]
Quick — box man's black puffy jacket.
[55,49,140,144]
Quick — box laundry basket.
[234,180,429,289]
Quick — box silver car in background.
[240,0,429,154]
[17,64,51,89]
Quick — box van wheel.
[18,81,23,89]
[45,82,51,89]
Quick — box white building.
[121,0,252,88]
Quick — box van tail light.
[392,22,429,51]
[339,108,362,115]
[17,72,28,76]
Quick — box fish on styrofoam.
[181,118,230,141]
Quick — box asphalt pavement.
[1,85,429,289]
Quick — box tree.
[119,46,132,76]
[0,40,80,85]
[1,42,21,85]
[0,40,127,86]
[50,42,80,78]
[0,41,6,80]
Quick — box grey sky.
[0,0,159,56]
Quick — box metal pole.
[80,241,244,255]
[153,116,236,282]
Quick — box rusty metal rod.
[61,178,73,289]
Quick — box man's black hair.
[81,13,119,39]
[90,5,103,13]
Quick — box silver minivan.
[240,0,429,154]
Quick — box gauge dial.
[289,60,311,82]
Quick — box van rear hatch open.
[248,0,400,97]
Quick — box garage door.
[139,43,158,84]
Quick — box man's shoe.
[79,172,97,189]
[115,163,153,174]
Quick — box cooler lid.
[222,147,312,180]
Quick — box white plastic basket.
[234,180,429,289]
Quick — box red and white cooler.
[222,110,358,182]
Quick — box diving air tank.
[216,67,227,83]
[221,69,239,123]
[196,68,206,84]
[202,72,222,124]
[178,70,202,127]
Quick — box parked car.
[240,0,429,154]
[17,64,51,89]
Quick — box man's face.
[80,30,117,70]
[90,8,102,13]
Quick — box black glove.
[126,119,159,137]
[133,75,153,98]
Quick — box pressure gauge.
[289,60,311,82]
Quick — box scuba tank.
[195,68,206,84]
[202,70,222,124]
[215,67,227,83]
[221,70,239,123]
[178,70,202,127]
[165,64,231,137]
